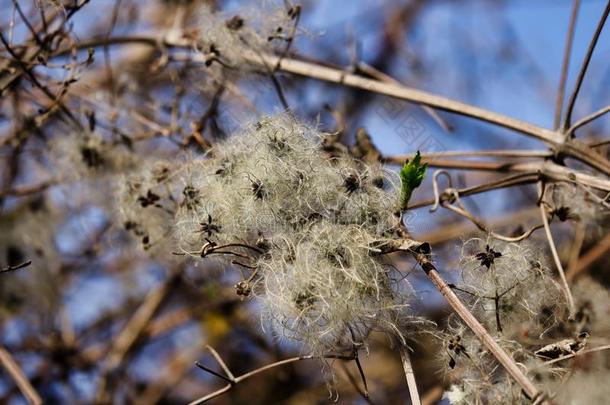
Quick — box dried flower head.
[549,183,609,236]
[195,4,296,70]
[121,113,416,354]
[458,237,565,336]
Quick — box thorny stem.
[538,183,576,317]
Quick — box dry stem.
[0,346,42,405]
[538,183,576,317]
[399,346,421,405]
[189,345,358,405]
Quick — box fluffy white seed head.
[121,113,413,354]
[258,222,412,354]
[457,237,565,337]
[549,183,609,236]
[195,4,295,70]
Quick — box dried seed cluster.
[122,113,414,354]
[195,5,296,70]
[458,238,564,336]
[441,237,610,403]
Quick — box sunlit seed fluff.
[571,276,610,337]
[550,183,609,236]
[438,318,536,405]
[195,4,294,69]
[118,159,177,252]
[457,237,565,336]
[168,113,412,353]
[257,222,412,355]
[173,114,401,253]
[50,132,135,179]
[551,370,610,404]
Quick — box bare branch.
[568,105,610,137]
[538,183,576,316]
[385,157,610,192]
[388,150,552,160]
[544,344,610,365]
[554,0,580,130]
[58,35,610,174]
[399,346,421,405]
[566,231,610,282]
[0,346,42,405]
[563,1,610,132]
[189,349,358,405]
[1,260,32,274]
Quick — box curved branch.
[56,35,610,175]
[563,1,610,131]
[568,105,610,137]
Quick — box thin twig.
[568,105,610,137]
[95,272,179,402]
[554,0,580,130]
[590,138,610,148]
[387,149,552,160]
[418,206,539,245]
[566,232,610,282]
[356,61,452,132]
[0,346,42,405]
[0,181,54,197]
[58,35,610,174]
[565,225,585,279]
[189,348,357,405]
[1,260,32,273]
[11,0,43,47]
[429,173,543,242]
[409,172,541,210]
[134,346,200,405]
[399,346,421,405]
[421,385,444,405]
[338,362,376,404]
[562,1,610,131]
[538,183,576,317]
[384,157,610,192]
[0,32,82,129]
[544,344,610,365]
